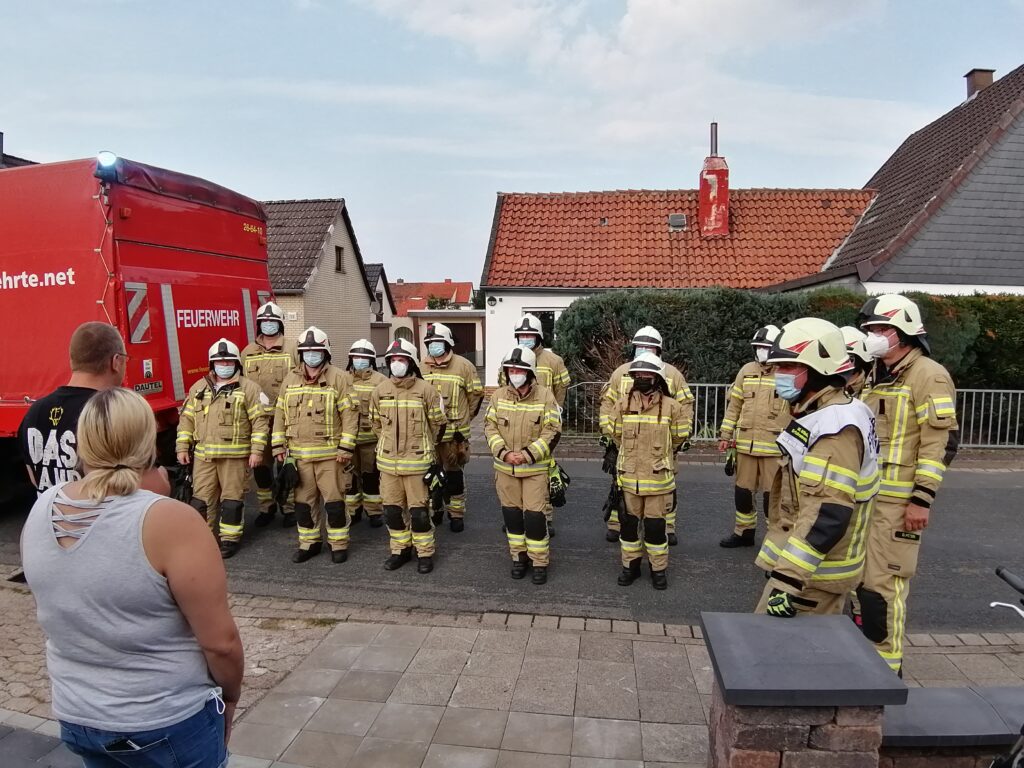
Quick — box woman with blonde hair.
[21,387,243,768]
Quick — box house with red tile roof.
[769,65,1024,295]
[388,279,484,367]
[478,128,872,384]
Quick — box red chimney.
[699,122,730,238]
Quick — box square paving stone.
[574,682,640,721]
[366,702,444,742]
[0,730,60,761]
[634,656,695,693]
[301,644,365,671]
[347,736,429,768]
[579,635,633,664]
[351,645,418,672]
[685,646,714,695]
[39,743,84,768]
[228,756,272,768]
[511,676,578,716]
[464,652,525,678]
[424,627,479,652]
[637,689,706,725]
[244,694,325,729]
[475,630,530,654]
[527,631,582,659]
[279,730,361,768]
[434,707,509,749]
[904,654,966,680]
[568,758,643,768]
[496,751,570,768]
[230,722,300,760]
[640,723,708,763]
[408,647,470,675]
[571,717,642,760]
[388,673,459,706]
[421,743,499,768]
[949,653,1016,682]
[502,712,574,754]
[326,623,383,646]
[331,670,403,702]
[274,668,348,697]
[450,674,517,710]
[305,698,383,737]
[375,625,430,647]
[578,660,635,687]
[519,656,578,680]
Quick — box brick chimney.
[964,68,995,99]
[699,122,730,238]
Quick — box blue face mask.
[518,337,537,350]
[302,351,325,368]
[427,341,446,358]
[774,373,802,402]
[352,358,371,371]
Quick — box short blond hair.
[78,388,157,501]
[70,322,125,375]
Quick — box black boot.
[384,547,413,570]
[331,549,349,564]
[417,556,434,574]
[651,566,667,590]
[719,530,755,548]
[511,553,529,580]
[369,514,383,528]
[351,508,363,525]
[292,541,322,563]
[254,503,277,528]
[281,512,296,528]
[667,533,678,547]
[531,566,548,585]
[450,518,464,533]
[606,529,620,543]
[618,559,642,586]
[219,540,240,559]
[431,508,445,526]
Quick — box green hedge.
[553,288,1023,388]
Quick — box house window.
[394,327,413,343]
[335,246,345,273]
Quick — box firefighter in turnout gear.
[841,326,873,398]
[344,339,388,528]
[609,353,689,590]
[371,340,447,574]
[272,327,359,564]
[176,338,269,559]
[242,301,300,528]
[485,347,562,584]
[421,322,483,532]
[753,318,880,617]
[856,294,958,674]
[511,314,570,534]
[717,325,789,548]
[599,326,694,544]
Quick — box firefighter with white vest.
[371,340,448,573]
[421,322,483,532]
[176,339,269,559]
[344,339,388,527]
[599,326,694,544]
[242,301,300,527]
[840,326,873,398]
[609,353,689,590]
[272,327,359,564]
[856,294,958,674]
[717,325,789,548]
[753,318,880,617]
[485,346,562,584]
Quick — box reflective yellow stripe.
[780,538,825,573]
[757,538,782,567]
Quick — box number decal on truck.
[243,223,264,235]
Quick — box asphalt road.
[3,459,1023,631]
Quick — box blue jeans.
[60,698,227,768]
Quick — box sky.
[2,1,1023,284]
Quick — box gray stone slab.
[275,668,348,697]
[375,625,430,648]
[421,743,499,768]
[574,682,639,721]
[351,645,418,672]
[700,612,908,707]
[511,675,578,716]
[388,673,459,706]
[408,647,470,675]
[464,652,525,679]
[568,759,643,768]
[527,631,582,659]
[637,689,706,725]
[579,634,633,664]
[502,712,574,754]
[424,627,479,652]
[571,717,642,760]
[974,686,1024,733]
[301,644,365,671]
[450,673,517,710]
[639,723,707,764]
[366,702,444,742]
[496,751,569,768]
[348,736,429,768]
[330,670,403,702]
[244,694,325,729]
[230,722,301,761]
[434,707,509,749]
[279,730,362,768]
[0,729,61,761]
[475,630,530,654]
[304,698,384,737]
[39,743,83,768]
[882,687,1017,747]
[326,623,383,646]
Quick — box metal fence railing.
[562,382,1024,449]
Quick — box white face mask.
[352,357,371,371]
[390,360,409,378]
[259,321,281,337]
[755,347,769,363]
[213,363,236,380]
[864,332,891,359]
[509,373,528,389]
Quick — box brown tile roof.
[827,62,1024,272]
[263,199,344,291]
[390,280,475,316]
[481,188,873,290]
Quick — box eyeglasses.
[114,352,131,363]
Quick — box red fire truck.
[0,154,273,504]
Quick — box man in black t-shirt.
[18,322,129,493]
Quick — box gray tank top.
[21,484,215,731]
